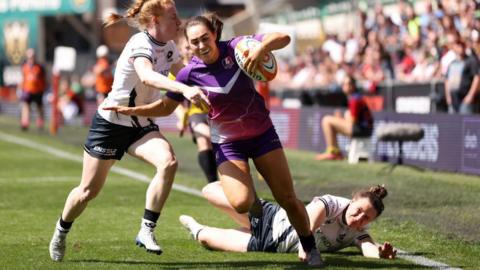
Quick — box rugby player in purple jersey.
[104,13,324,267]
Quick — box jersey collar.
[144,31,166,46]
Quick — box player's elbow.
[281,34,291,45]
[139,76,151,86]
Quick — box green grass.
[0,114,479,269]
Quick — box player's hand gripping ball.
[234,38,277,82]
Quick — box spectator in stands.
[360,46,385,93]
[20,48,47,131]
[0,56,4,89]
[93,45,114,105]
[316,75,373,161]
[444,40,480,114]
[57,76,83,123]
[409,48,440,82]
[396,45,416,81]
[179,182,396,261]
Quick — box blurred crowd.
[271,0,480,95]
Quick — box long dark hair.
[183,12,223,43]
[353,185,388,217]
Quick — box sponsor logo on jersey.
[93,146,117,156]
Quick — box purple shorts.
[212,126,283,166]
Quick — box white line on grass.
[0,131,462,270]
[0,132,202,197]
[397,250,462,270]
[0,176,78,182]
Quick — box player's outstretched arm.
[133,57,210,108]
[359,238,397,259]
[103,96,179,117]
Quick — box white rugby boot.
[135,218,162,255]
[49,221,69,262]
[179,215,204,240]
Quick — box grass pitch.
[0,115,478,269]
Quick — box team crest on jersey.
[222,56,234,69]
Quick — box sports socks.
[326,145,341,154]
[197,150,218,183]
[58,217,73,232]
[298,234,316,252]
[143,209,160,223]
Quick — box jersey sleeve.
[353,230,372,246]
[313,194,346,220]
[129,35,155,63]
[165,66,189,102]
[228,34,265,51]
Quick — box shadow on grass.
[70,258,426,269]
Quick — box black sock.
[299,234,316,252]
[59,217,73,231]
[198,150,218,183]
[248,198,263,218]
[143,209,160,223]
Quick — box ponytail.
[184,12,224,42]
[353,185,388,217]
[104,0,175,29]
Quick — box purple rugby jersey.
[167,35,272,143]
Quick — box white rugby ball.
[234,37,278,82]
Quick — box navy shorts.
[247,200,281,252]
[84,112,159,160]
[21,91,43,106]
[212,126,283,166]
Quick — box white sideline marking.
[0,131,462,269]
[0,176,78,182]
[397,249,462,270]
[0,132,202,197]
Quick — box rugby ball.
[234,38,277,82]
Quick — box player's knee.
[322,115,333,126]
[154,154,178,173]
[201,182,218,198]
[230,197,254,214]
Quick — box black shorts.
[21,91,43,105]
[352,124,372,138]
[247,200,281,252]
[84,112,159,160]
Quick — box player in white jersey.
[48,0,209,262]
[179,183,396,262]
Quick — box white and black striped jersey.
[274,195,371,253]
[98,31,180,127]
